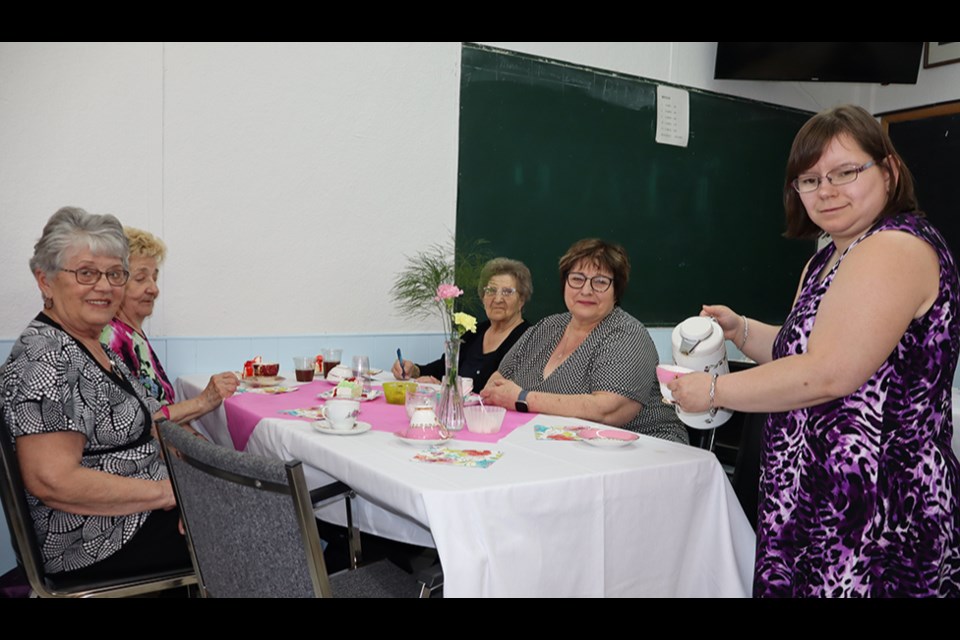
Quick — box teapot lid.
[678,317,713,341]
[678,317,716,355]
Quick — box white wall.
[1,42,957,575]
[0,42,462,340]
[872,58,960,114]
[3,42,955,344]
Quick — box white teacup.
[322,399,360,430]
[409,405,439,429]
[404,405,445,440]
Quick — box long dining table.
[176,372,756,597]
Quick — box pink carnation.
[434,284,464,301]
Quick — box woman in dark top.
[392,258,532,390]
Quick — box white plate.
[242,376,286,388]
[578,428,639,449]
[310,420,372,436]
[316,389,383,402]
[393,431,450,447]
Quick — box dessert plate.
[578,427,639,448]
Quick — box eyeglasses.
[482,286,518,298]
[61,267,130,287]
[566,272,613,293]
[792,161,876,194]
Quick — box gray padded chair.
[0,416,196,598]
[158,420,427,598]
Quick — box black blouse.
[417,320,531,390]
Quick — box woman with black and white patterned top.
[480,239,688,444]
[0,207,238,580]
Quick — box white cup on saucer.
[322,399,360,430]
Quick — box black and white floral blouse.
[1,313,164,573]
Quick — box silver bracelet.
[737,315,749,351]
[708,372,719,417]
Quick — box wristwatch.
[515,389,530,413]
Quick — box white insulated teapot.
[670,316,733,430]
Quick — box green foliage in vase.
[391,237,490,321]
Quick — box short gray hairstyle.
[30,207,129,276]
[477,257,533,304]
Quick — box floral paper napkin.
[279,407,324,420]
[533,425,591,441]
[412,447,503,469]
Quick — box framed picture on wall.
[925,42,960,68]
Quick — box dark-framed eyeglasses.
[61,267,130,287]
[482,286,518,298]
[566,272,613,293]
[791,161,876,194]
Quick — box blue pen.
[396,348,406,379]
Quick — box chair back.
[0,414,48,596]
[158,420,333,598]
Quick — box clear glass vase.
[436,338,465,432]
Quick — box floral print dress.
[755,213,960,597]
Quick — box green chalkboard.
[456,44,816,326]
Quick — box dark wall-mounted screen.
[715,42,923,84]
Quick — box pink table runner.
[224,380,531,451]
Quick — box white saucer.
[393,431,450,447]
[310,420,372,436]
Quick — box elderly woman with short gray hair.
[392,257,533,390]
[0,206,236,580]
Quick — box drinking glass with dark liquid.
[321,348,342,378]
[293,356,315,382]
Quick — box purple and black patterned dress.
[755,213,960,597]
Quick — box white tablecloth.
[177,374,756,597]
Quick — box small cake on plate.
[333,378,363,399]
